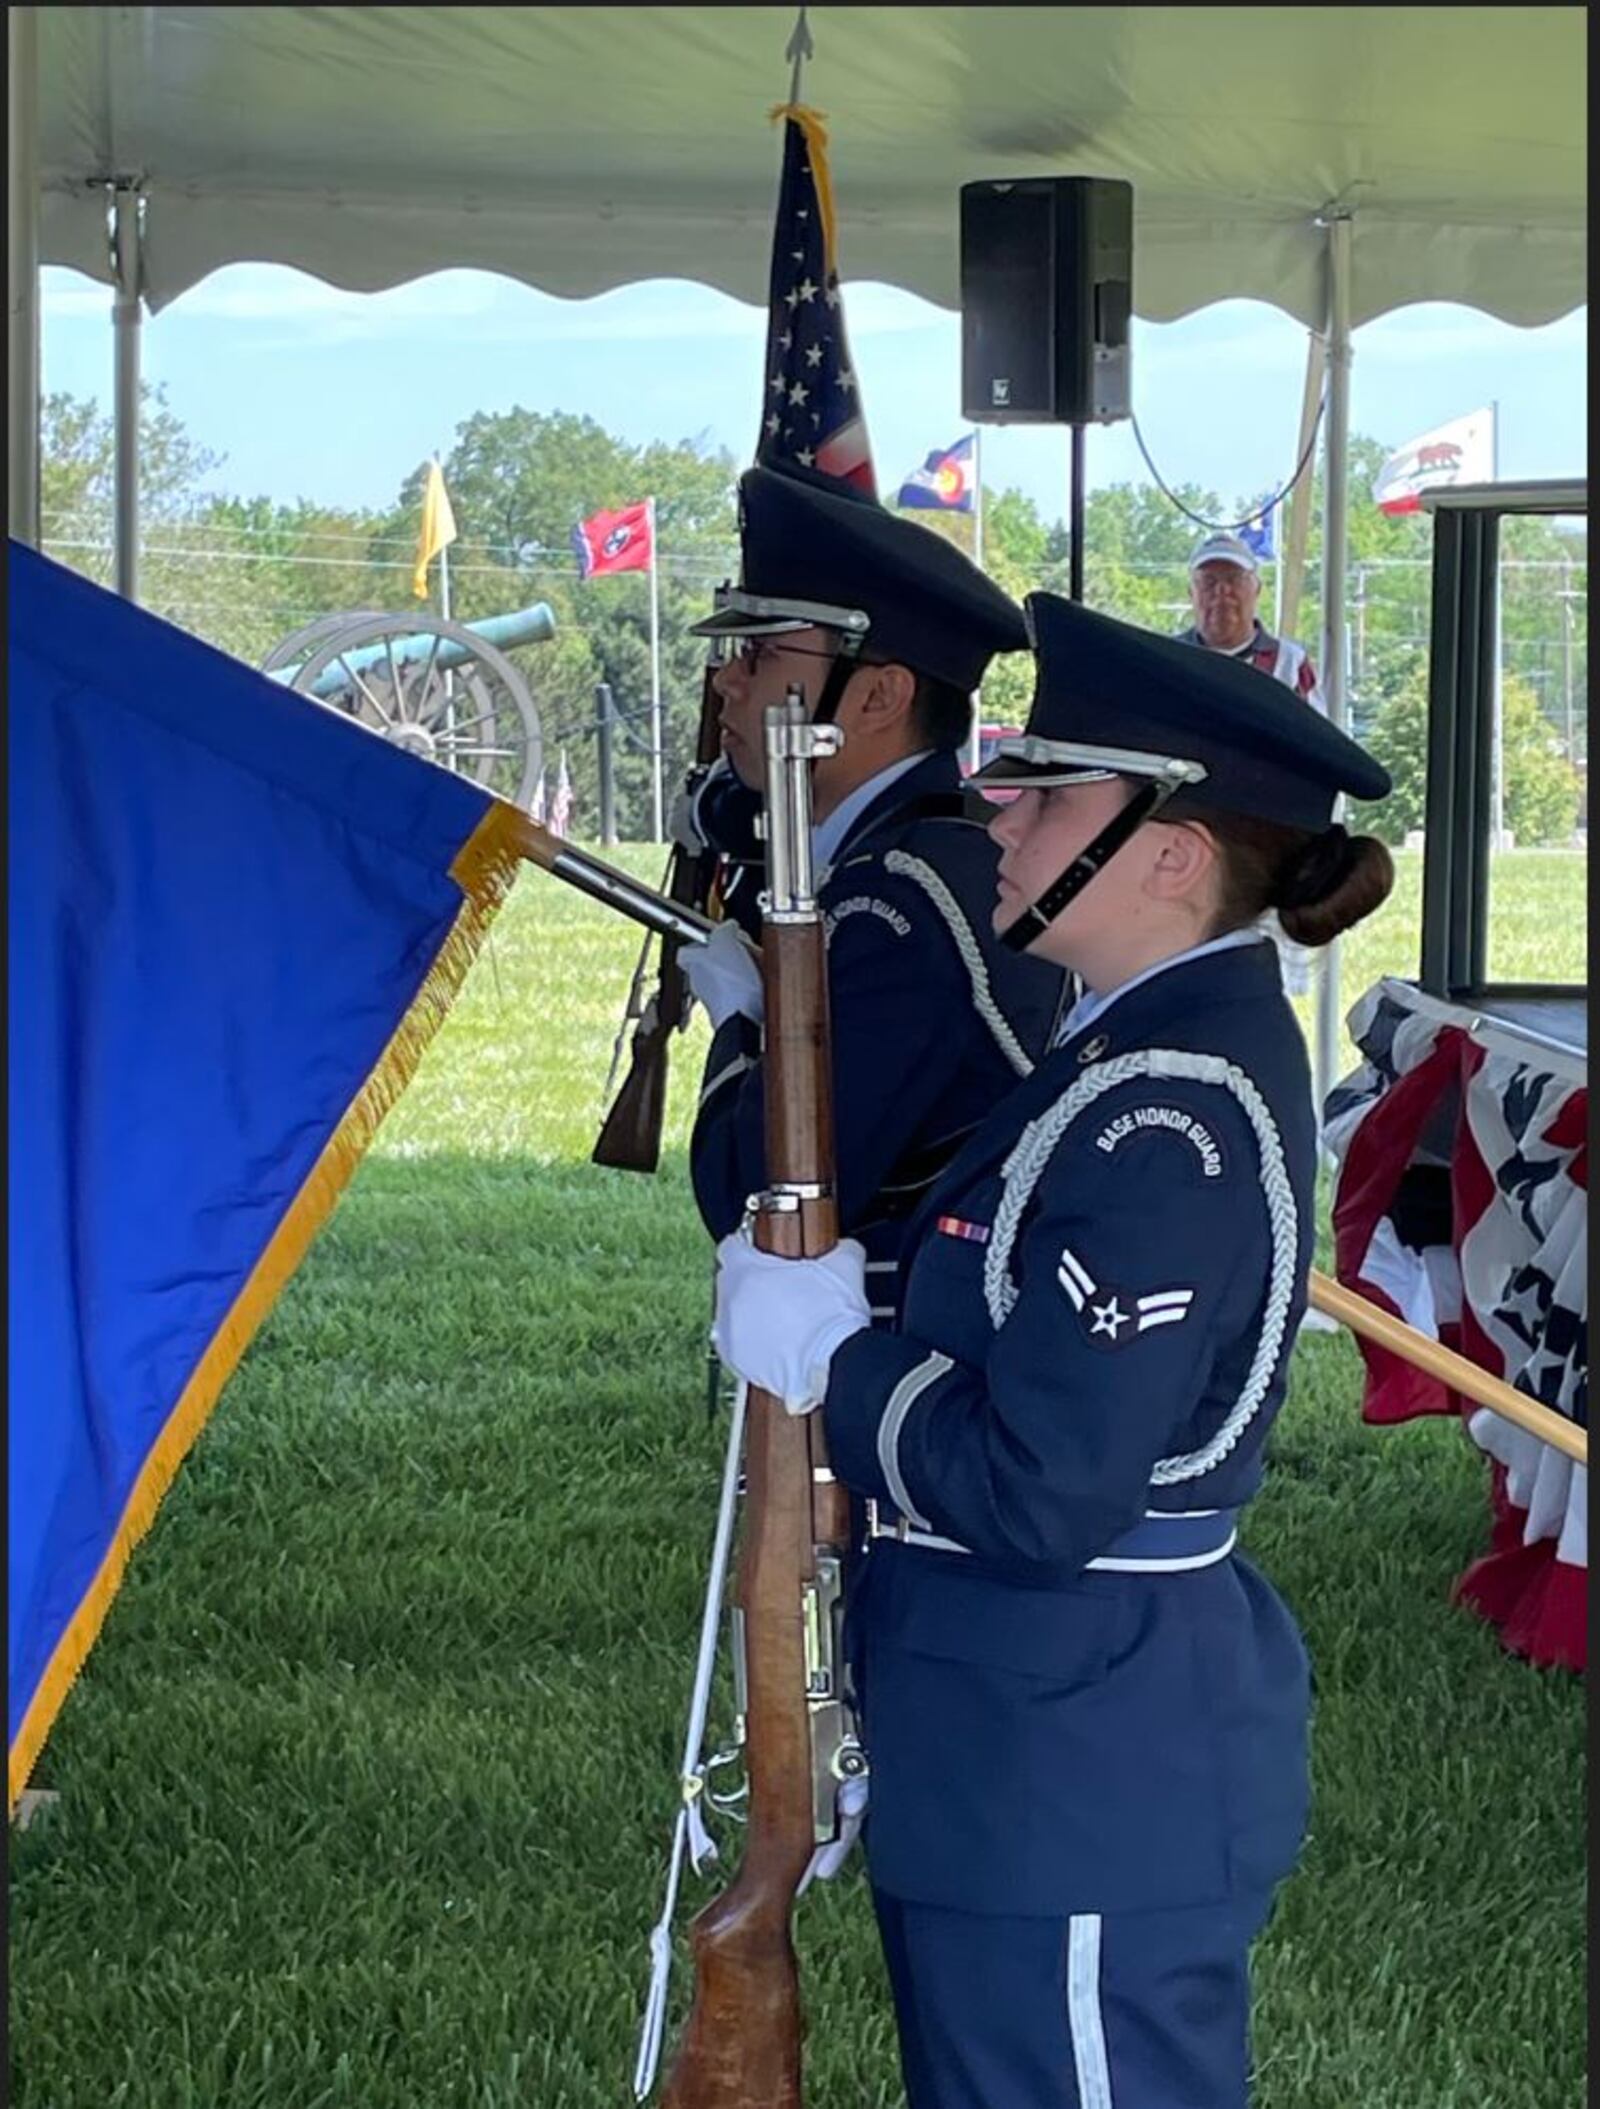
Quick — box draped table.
[1323,979,1587,1670]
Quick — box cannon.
[261,603,556,809]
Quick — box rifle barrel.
[504,811,718,946]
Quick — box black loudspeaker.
[960,177,1133,425]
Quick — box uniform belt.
[864,1502,1239,1572]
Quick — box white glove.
[798,1771,870,1895]
[681,919,764,1029]
[668,779,707,854]
[712,1233,871,1414]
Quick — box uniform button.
[1078,1032,1110,1064]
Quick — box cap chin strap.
[998,779,1178,954]
[808,648,861,729]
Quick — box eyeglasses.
[721,636,844,674]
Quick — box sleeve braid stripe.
[697,1053,756,1112]
[877,1352,953,1529]
[883,849,1034,1077]
[981,1049,1298,1484]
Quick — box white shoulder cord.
[633,1378,749,2102]
[982,1049,1299,1483]
[882,849,1034,1077]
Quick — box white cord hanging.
[982,1048,1299,1483]
[884,849,1035,1077]
[632,1377,749,2101]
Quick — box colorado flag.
[896,435,976,513]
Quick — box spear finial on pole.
[785,4,813,108]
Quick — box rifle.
[652,692,862,2109]
[505,813,718,948]
[592,667,726,1173]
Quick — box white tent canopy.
[34,4,1587,328]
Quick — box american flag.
[756,106,875,495]
[549,749,575,839]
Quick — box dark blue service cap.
[689,462,1028,692]
[972,593,1391,831]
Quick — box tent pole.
[1276,328,1325,644]
[8,5,41,547]
[1314,211,1353,1150]
[112,186,145,602]
[968,426,984,774]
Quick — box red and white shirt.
[1176,622,1325,714]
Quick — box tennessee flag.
[412,456,458,599]
[896,435,976,513]
[8,540,526,1809]
[572,502,654,579]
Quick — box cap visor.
[968,755,1114,790]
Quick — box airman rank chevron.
[1056,1241,1196,1348]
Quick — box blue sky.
[41,264,1587,529]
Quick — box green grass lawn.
[9,850,1587,2108]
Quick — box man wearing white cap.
[1178,531,1324,1000]
[1178,530,1324,712]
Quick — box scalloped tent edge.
[30,4,1587,328]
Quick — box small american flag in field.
[756,105,875,495]
[549,750,574,839]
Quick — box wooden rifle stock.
[593,669,726,1173]
[660,701,853,2109]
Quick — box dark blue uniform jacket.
[822,938,1316,1916]
[690,752,1064,1321]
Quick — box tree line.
[39,386,1586,844]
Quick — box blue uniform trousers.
[872,1885,1275,2109]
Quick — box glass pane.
[1487,513,1587,986]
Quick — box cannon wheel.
[263,613,544,809]
[258,612,392,676]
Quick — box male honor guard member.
[681,463,1064,1324]
[714,596,1395,2109]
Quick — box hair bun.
[1277,823,1358,910]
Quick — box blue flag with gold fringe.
[7,541,525,1807]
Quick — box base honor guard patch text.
[1093,1101,1226,1179]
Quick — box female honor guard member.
[713,593,1395,2109]
[682,463,1063,1324]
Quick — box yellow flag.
[412,458,458,599]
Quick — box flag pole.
[648,495,664,843]
[972,428,985,572]
[1489,401,1505,848]
[434,457,455,724]
[786,4,812,104]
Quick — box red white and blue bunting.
[1323,979,1587,1670]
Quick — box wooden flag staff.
[1308,1269,1586,1467]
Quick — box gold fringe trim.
[8,800,527,1814]
[769,103,840,272]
